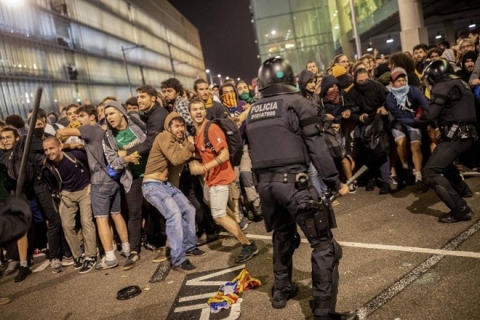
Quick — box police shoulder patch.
[247,99,283,122]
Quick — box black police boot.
[271,282,299,309]
[379,181,391,195]
[320,311,359,320]
[438,206,473,223]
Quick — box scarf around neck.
[391,84,410,107]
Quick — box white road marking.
[186,264,245,286]
[175,266,246,318]
[235,233,480,259]
[33,260,50,273]
[220,218,480,319]
[337,241,480,258]
[179,292,219,302]
[356,218,480,319]
[199,307,211,320]
[174,303,209,312]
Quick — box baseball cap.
[390,67,408,82]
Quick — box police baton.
[330,165,368,201]
[15,87,43,197]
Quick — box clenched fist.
[338,183,349,196]
[189,160,204,175]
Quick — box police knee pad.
[240,171,255,188]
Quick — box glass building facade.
[251,0,337,73]
[250,0,396,73]
[251,0,480,75]
[0,0,205,118]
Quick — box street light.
[122,44,145,95]
[206,69,213,84]
[218,74,222,85]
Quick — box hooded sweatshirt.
[298,70,319,103]
[320,75,354,122]
[298,69,323,118]
[103,101,147,192]
[456,50,478,83]
[144,112,194,188]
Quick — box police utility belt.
[257,172,337,236]
[258,172,310,188]
[257,172,307,183]
[440,123,478,141]
[257,171,316,202]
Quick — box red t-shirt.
[194,121,236,187]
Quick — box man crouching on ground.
[142,112,206,274]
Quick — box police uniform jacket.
[245,91,342,192]
[417,76,476,126]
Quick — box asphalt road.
[2,177,480,320]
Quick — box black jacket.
[298,69,322,118]
[127,102,168,156]
[207,101,229,120]
[345,80,389,124]
[416,76,476,127]
[320,75,355,123]
[455,50,478,83]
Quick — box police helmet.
[422,58,454,86]
[257,57,299,96]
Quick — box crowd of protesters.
[0,26,479,307]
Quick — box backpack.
[361,117,390,158]
[203,118,243,167]
[323,124,346,160]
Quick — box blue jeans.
[142,181,196,267]
[307,163,327,195]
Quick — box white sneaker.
[348,183,357,194]
[95,257,118,270]
[51,258,63,273]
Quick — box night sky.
[168,0,260,84]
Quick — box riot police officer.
[416,58,477,223]
[245,57,355,320]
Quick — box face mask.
[355,82,370,92]
[221,92,237,108]
[33,127,45,138]
[239,92,252,102]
